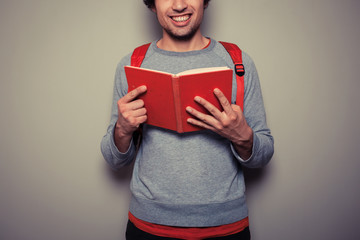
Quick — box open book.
[125,66,233,133]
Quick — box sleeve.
[100,54,137,170]
[231,52,274,168]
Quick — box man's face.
[152,0,206,41]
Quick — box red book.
[125,66,233,133]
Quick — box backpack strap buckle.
[234,63,245,77]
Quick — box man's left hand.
[186,88,253,160]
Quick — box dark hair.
[143,0,211,9]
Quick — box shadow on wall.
[104,161,134,183]
[243,163,272,189]
[243,151,275,191]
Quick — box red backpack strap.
[131,42,151,67]
[218,41,245,111]
[130,43,151,149]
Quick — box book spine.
[171,76,183,133]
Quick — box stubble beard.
[164,25,200,41]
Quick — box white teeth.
[172,15,190,22]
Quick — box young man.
[101,0,274,239]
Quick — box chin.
[166,28,198,41]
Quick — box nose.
[172,0,188,12]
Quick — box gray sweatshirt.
[101,39,274,227]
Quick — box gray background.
[1,0,359,239]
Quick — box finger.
[194,96,223,120]
[126,114,147,128]
[124,85,147,103]
[213,88,233,114]
[136,115,147,125]
[132,107,147,118]
[118,99,145,117]
[231,104,243,114]
[186,106,219,127]
[187,117,215,131]
[128,99,145,110]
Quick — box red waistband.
[128,212,249,240]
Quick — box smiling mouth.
[171,14,191,22]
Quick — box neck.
[157,31,209,52]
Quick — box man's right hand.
[114,85,147,153]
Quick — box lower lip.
[170,15,191,27]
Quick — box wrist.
[232,126,253,160]
[114,122,133,153]
[233,125,253,146]
[115,122,132,138]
